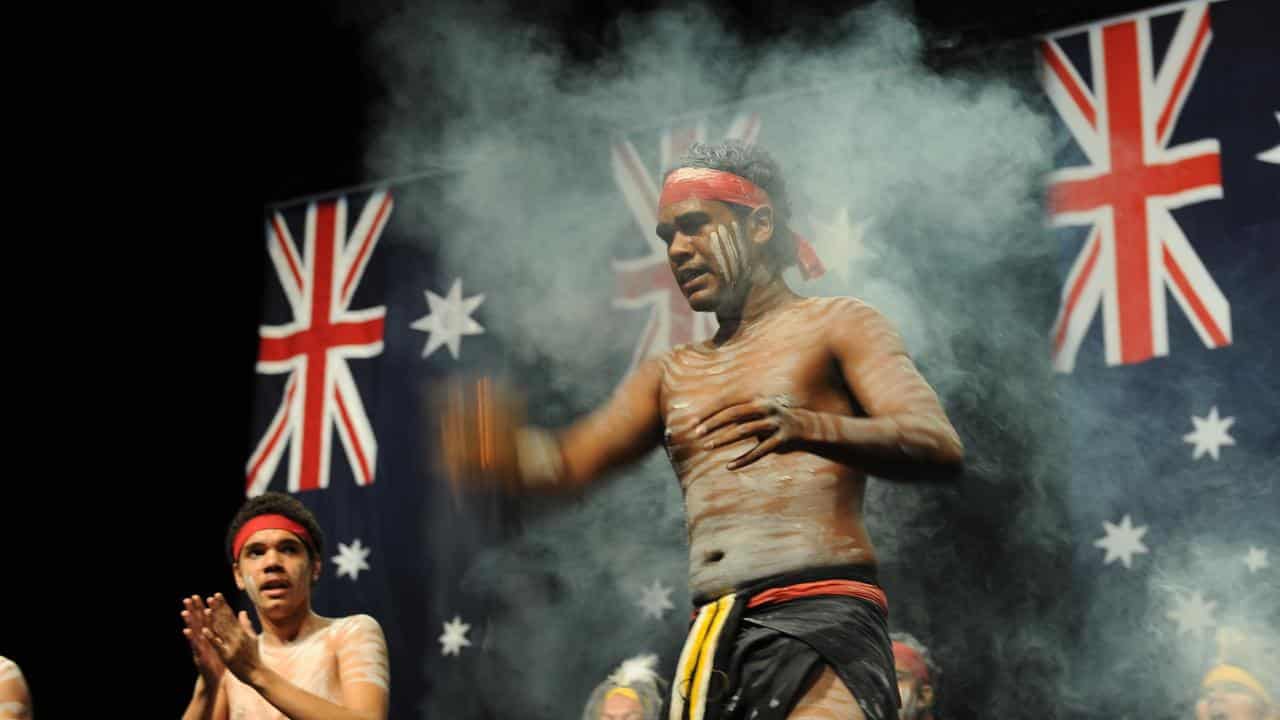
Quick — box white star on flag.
[1258,112,1280,164]
[411,278,485,360]
[809,207,873,284]
[1183,406,1236,461]
[332,539,371,581]
[635,578,675,620]
[1243,546,1269,573]
[438,616,472,656]
[1092,514,1149,569]
[1166,590,1217,637]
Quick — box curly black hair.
[225,491,325,563]
[667,140,796,271]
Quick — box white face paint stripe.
[720,223,743,286]
[709,228,733,285]
[728,220,747,280]
[721,225,742,284]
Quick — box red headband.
[232,514,313,560]
[893,641,930,682]
[659,167,826,280]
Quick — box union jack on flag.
[610,113,762,372]
[246,191,392,495]
[1040,0,1231,372]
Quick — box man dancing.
[444,140,963,720]
[180,492,390,720]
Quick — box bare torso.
[222,614,389,720]
[659,296,876,599]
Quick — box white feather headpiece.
[608,653,661,688]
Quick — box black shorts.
[672,565,900,720]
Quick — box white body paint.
[709,222,748,289]
[658,297,877,599]
[222,614,389,720]
[0,658,21,685]
[242,573,259,602]
[899,686,918,719]
[709,233,734,286]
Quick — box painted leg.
[787,667,865,720]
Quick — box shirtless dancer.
[180,492,389,720]
[443,140,963,720]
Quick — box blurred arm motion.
[441,358,664,496]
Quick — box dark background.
[5,0,1159,716]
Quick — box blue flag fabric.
[1041,0,1279,712]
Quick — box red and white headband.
[232,514,313,560]
[659,167,825,279]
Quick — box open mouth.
[259,579,290,596]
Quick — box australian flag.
[1040,0,1279,714]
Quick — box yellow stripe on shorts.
[670,593,737,720]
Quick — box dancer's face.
[233,528,320,619]
[599,690,644,720]
[896,667,933,720]
[657,197,748,313]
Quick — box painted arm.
[545,357,666,490]
[334,616,390,720]
[809,299,964,479]
[441,359,665,494]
